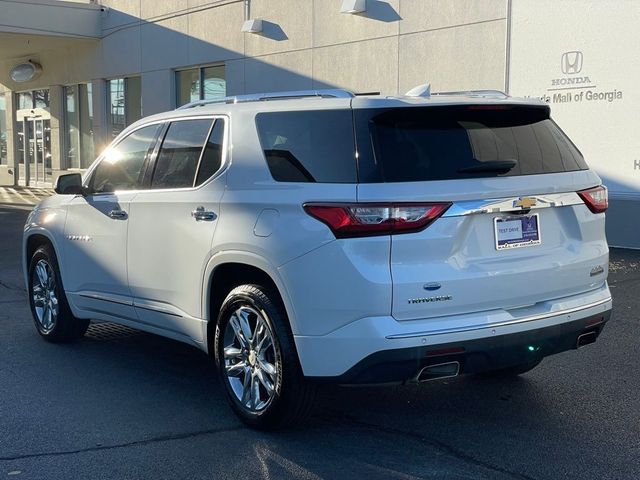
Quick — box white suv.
[23,88,612,428]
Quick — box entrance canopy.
[0,0,101,41]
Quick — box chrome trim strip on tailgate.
[443,192,584,217]
[386,297,611,339]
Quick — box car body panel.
[22,90,613,383]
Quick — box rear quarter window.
[255,110,356,183]
[355,105,588,183]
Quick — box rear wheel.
[214,284,315,429]
[28,245,89,343]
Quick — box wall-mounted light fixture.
[341,0,367,14]
[9,60,42,83]
[241,0,262,33]
[241,18,263,33]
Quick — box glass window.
[176,69,200,107]
[176,65,226,107]
[90,124,159,193]
[0,93,6,165]
[107,79,125,138]
[107,77,142,139]
[202,66,226,101]
[17,92,32,110]
[151,119,213,189]
[354,105,588,183]
[195,119,225,186]
[255,110,357,183]
[65,84,95,169]
[33,90,49,110]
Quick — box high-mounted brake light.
[578,185,608,214]
[303,202,451,238]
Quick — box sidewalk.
[0,186,54,208]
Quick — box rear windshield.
[354,105,588,183]
[256,110,356,183]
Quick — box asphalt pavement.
[1,205,639,480]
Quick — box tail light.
[578,186,608,213]
[303,202,451,238]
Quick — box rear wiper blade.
[457,159,517,174]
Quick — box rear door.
[126,116,227,342]
[354,103,608,323]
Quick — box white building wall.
[508,0,640,248]
[96,0,508,113]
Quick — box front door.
[62,123,162,322]
[16,109,52,187]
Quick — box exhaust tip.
[577,331,597,349]
[416,361,460,383]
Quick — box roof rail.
[177,89,355,110]
[431,89,509,98]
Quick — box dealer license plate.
[494,214,541,250]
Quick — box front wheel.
[214,284,315,429]
[28,245,89,343]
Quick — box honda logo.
[561,51,583,75]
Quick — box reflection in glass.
[202,66,226,100]
[33,90,49,110]
[108,78,125,139]
[108,78,142,139]
[176,69,200,107]
[18,92,33,110]
[92,124,159,192]
[65,84,95,168]
[0,93,6,165]
[176,65,226,107]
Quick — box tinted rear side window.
[354,105,588,183]
[256,110,356,183]
[195,119,225,186]
[151,119,212,189]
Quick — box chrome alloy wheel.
[31,259,59,333]
[223,306,279,412]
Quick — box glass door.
[32,118,52,186]
[17,113,52,187]
[16,89,51,187]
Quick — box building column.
[3,92,18,186]
[48,85,63,185]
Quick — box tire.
[214,284,316,429]
[28,244,89,343]
[480,358,542,377]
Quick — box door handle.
[108,209,128,220]
[191,206,216,221]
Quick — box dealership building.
[0,0,638,247]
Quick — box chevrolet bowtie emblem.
[514,197,537,209]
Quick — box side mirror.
[54,173,85,195]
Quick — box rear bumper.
[310,309,610,384]
[294,285,612,380]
